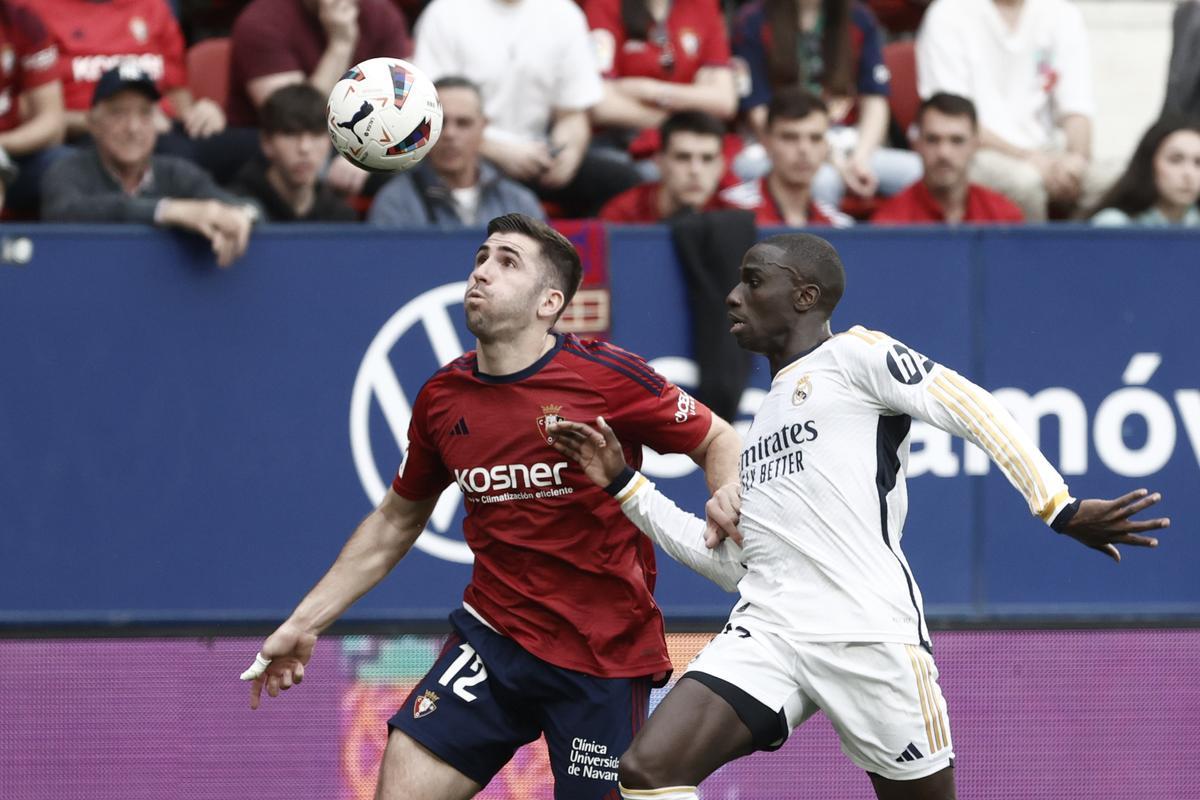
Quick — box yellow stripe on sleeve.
[941,372,1051,507]
[615,474,649,505]
[928,380,1039,505]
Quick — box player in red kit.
[241,213,741,800]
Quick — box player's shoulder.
[558,333,667,396]
[422,351,478,391]
[833,325,896,352]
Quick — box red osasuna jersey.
[0,2,59,132]
[34,0,186,111]
[392,334,713,678]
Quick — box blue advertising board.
[0,225,1195,626]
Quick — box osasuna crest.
[792,374,813,406]
[536,404,564,445]
[413,690,439,719]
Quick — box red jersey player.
[241,213,740,800]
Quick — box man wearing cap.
[41,66,258,269]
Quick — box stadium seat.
[883,40,919,140]
[186,37,232,112]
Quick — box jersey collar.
[473,333,563,384]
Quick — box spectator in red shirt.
[0,1,65,213]
[586,0,736,164]
[600,110,730,223]
[872,93,1024,225]
[229,0,412,195]
[721,88,852,227]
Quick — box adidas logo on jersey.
[895,742,925,762]
[450,417,470,436]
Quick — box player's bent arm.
[838,329,1073,525]
[688,414,742,493]
[283,489,437,634]
[608,468,746,592]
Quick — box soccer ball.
[326,57,443,173]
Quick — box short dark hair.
[918,92,978,129]
[659,111,726,151]
[486,214,582,321]
[756,232,846,316]
[260,83,327,134]
[434,75,482,99]
[767,87,828,128]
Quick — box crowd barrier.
[1,225,1197,625]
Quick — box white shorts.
[685,622,954,781]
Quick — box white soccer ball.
[326,57,443,173]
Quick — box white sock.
[619,784,699,800]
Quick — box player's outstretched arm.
[1055,489,1169,562]
[549,417,746,591]
[239,490,437,709]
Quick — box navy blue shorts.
[389,608,651,799]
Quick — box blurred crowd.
[2,0,1198,266]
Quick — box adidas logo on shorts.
[895,742,924,762]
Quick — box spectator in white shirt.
[413,0,641,217]
[917,0,1117,220]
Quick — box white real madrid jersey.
[615,326,1074,648]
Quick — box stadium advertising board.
[0,227,1196,623]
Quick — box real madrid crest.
[535,403,564,445]
[792,374,812,406]
[413,689,439,719]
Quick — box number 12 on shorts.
[437,643,489,701]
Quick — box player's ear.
[540,286,566,321]
[793,282,820,313]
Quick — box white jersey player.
[548,233,1169,800]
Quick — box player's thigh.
[536,674,651,800]
[801,642,954,783]
[869,765,956,800]
[387,633,541,790]
[621,627,810,788]
[376,728,482,800]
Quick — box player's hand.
[539,145,582,190]
[492,140,554,182]
[840,153,878,198]
[181,98,227,139]
[704,482,742,548]
[326,156,370,195]
[241,623,318,710]
[546,416,627,487]
[1061,489,1169,562]
[319,0,359,45]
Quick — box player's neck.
[475,329,556,376]
[767,172,814,225]
[927,179,968,223]
[768,319,832,376]
[267,166,316,217]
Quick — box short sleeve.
[9,3,60,91]
[391,385,453,500]
[732,4,771,111]
[411,2,457,81]
[1050,3,1094,119]
[698,0,733,67]
[584,0,624,78]
[554,5,603,110]
[852,5,889,96]
[155,0,188,91]
[366,0,413,60]
[586,341,714,456]
[231,5,303,81]
[915,0,970,99]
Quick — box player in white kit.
[548,233,1170,800]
